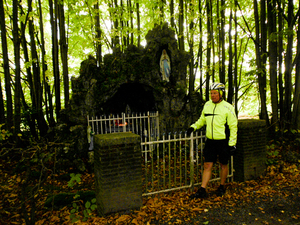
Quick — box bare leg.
[201,162,213,188]
[220,163,228,185]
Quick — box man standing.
[187,83,238,198]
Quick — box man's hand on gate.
[186,127,194,136]
[228,145,236,156]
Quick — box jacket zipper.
[211,104,217,139]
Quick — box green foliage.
[67,173,81,188]
[70,201,80,223]
[69,197,97,222]
[67,173,97,222]
[266,144,280,166]
[0,124,13,141]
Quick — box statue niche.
[68,23,199,134]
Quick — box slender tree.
[0,0,13,128]
[254,0,269,125]
[178,0,184,51]
[20,3,37,137]
[136,0,140,46]
[29,0,49,136]
[49,0,61,119]
[188,0,195,95]
[219,0,226,84]
[234,0,238,113]
[13,0,21,136]
[38,0,55,127]
[205,0,212,100]
[128,0,134,45]
[227,9,233,103]
[283,0,294,127]
[113,0,120,48]
[94,2,102,64]
[58,0,69,108]
[293,18,300,128]
[267,0,279,130]
[0,77,4,124]
[170,0,175,28]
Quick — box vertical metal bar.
[128,112,132,132]
[201,131,204,177]
[174,132,177,187]
[95,116,99,135]
[156,111,160,137]
[179,132,182,186]
[122,112,126,132]
[145,144,148,192]
[107,115,111,133]
[91,116,95,133]
[151,134,154,191]
[195,132,199,184]
[163,133,166,189]
[100,115,103,134]
[190,132,194,190]
[168,133,171,189]
[156,133,160,189]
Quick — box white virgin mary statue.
[160,49,171,82]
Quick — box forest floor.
[1,140,300,225]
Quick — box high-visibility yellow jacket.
[191,100,238,146]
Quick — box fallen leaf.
[192,207,204,212]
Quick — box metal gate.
[87,112,233,196]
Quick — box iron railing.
[87,112,234,196]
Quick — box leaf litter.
[1,142,300,224]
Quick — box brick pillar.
[234,119,267,182]
[94,133,142,216]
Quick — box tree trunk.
[283,0,294,127]
[267,0,279,131]
[260,0,268,124]
[254,0,269,125]
[120,0,127,48]
[219,0,226,84]
[188,0,195,95]
[58,0,69,108]
[0,0,13,128]
[136,0,140,47]
[277,0,284,127]
[28,0,49,136]
[38,0,55,127]
[227,9,233,103]
[20,5,37,137]
[234,1,238,113]
[113,0,120,48]
[13,0,21,136]
[210,0,215,82]
[49,0,61,119]
[94,2,102,64]
[179,0,184,51]
[197,0,203,100]
[292,1,300,129]
[170,0,175,28]
[128,0,134,45]
[205,0,212,101]
[159,0,164,23]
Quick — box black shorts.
[203,138,230,165]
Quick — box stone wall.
[234,119,267,182]
[94,132,142,216]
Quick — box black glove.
[228,145,236,156]
[186,127,194,136]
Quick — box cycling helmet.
[210,82,225,92]
[210,82,225,99]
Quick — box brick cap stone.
[238,119,266,129]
